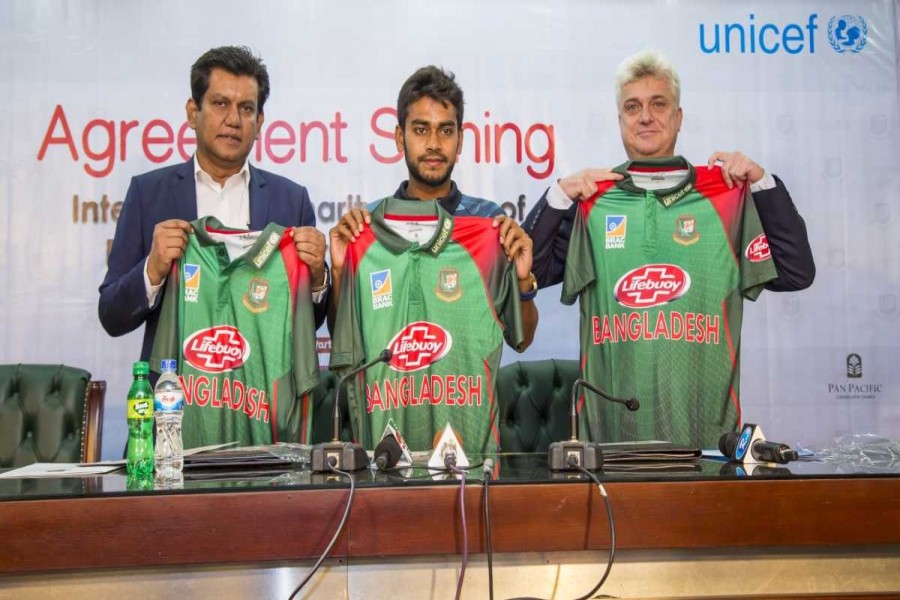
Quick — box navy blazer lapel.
[172,160,198,222]
[248,164,270,230]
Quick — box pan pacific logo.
[846,353,862,378]
[827,353,882,400]
[828,16,868,54]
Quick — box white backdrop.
[1,0,898,459]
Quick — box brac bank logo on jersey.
[370,269,393,310]
[614,264,691,309]
[698,13,869,55]
[605,215,626,250]
[183,264,200,303]
[387,321,452,372]
[183,325,250,373]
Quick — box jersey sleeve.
[496,259,526,352]
[561,202,598,306]
[739,186,779,301]
[149,261,181,375]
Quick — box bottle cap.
[132,361,149,376]
[160,358,178,372]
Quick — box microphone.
[373,434,402,470]
[548,378,639,471]
[311,349,393,472]
[718,424,799,465]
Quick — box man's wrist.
[311,267,331,292]
[518,271,538,302]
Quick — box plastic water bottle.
[154,358,185,480]
[126,361,154,477]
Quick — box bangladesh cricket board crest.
[673,215,699,246]
[242,277,270,313]
[436,268,462,302]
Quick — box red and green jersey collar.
[612,156,696,208]
[191,216,286,271]
[370,197,455,257]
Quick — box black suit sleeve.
[98,175,155,337]
[754,175,816,292]
[522,188,577,289]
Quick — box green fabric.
[562,157,777,447]
[151,217,319,448]
[331,198,523,453]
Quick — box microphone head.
[373,434,402,470]
[625,398,640,411]
[718,431,739,457]
[379,348,393,362]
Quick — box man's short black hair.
[397,66,464,128]
[190,46,270,113]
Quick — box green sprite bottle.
[126,361,154,477]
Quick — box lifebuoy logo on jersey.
[387,321,452,372]
[745,233,771,263]
[183,325,251,373]
[614,264,691,309]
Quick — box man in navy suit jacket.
[99,46,328,363]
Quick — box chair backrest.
[0,364,105,467]
[496,359,579,453]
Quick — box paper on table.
[0,462,123,479]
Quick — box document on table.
[0,442,240,479]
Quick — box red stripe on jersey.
[205,225,250,234]
[384,213,438,222]
[279,229,305,303]
[695,166,746,267]
[271,378,279,443]
[451,217,506,328]
[347,228,378,277]
[485,358,501,449]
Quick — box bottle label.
[127,398,154,419]
[155,391,184,412]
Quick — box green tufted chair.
[0,364,106,467]
[496,359,579,453]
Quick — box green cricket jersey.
[151,216,319,448]
[330,198,525,453]
[561,157,777,447]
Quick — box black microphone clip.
[311,349,393,472]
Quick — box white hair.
[614,49,681,107]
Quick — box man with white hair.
[523,49,814,447]
[525,49,814,291]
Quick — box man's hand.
[293,226,327,288]
[492,215,533,280]
[558,168,624,201]
[147,219,193,285]
[329,207,371,272]
[707,151,765,189]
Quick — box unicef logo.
[828,15,868,53]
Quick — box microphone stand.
[548,378,639,471]
[311,349,392,472]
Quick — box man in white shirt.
[99,46,328,363]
